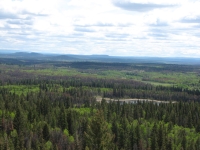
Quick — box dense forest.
[1,57,200,150]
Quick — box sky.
[0,0,200,57]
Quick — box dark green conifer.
[84,110,114,150]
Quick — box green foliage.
[72,107,94,115]
[43,124,50,141]
[10,112,15,119]
[1,61,200,149]
[13,106,26,134]
[10,129,18,138]
[45,141,53,150]
[63,129,69,136]
[84,110,114,150]
[68,136,74,143]
[1,85,39,95]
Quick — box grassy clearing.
[72,107,95,115]
[1,85,39,95]
[142,81,173,86]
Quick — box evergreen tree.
[151,123,159,150]
[13,106,25,134]
[84,110,114,150]
[59,105,67,131]
[166,138,173,150]
[42,123,50,142]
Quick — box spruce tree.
[42,123,50,142]
[84,110,114,150]
[13,106,25,134]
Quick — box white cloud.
[0,0,200,57]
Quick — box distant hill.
[0,51,200,64]
[53,55,78,61]
[13,52,43,57]
[0,50,21,53]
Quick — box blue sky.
[0,0,200,57]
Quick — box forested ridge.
[1,60,200,149]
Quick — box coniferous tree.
[42,123,50,142]
[13,106,25,134]
[84,110,114,150]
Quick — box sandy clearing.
[96,97,176,103]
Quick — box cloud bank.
[0,0,200,57]
[113,1,177,12]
